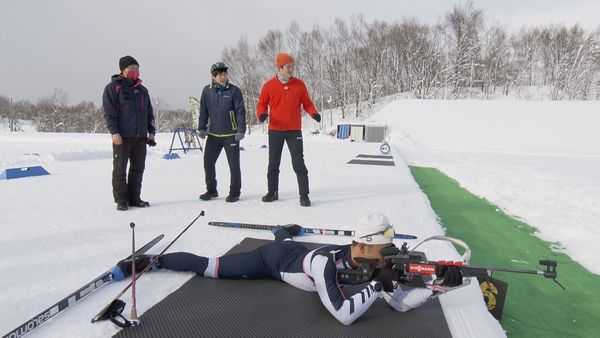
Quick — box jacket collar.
[112,74,143,88]
[274,74,295,85]
[209,80,230,90]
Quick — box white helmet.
[354,213,394,245]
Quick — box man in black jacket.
[102,55,156,211]
[198,62,247,202]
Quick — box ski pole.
[208,221,418,240]
[129,222,140,326]
[92,210,205,324]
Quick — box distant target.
[380,142,390,154]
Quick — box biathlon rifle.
[338,235,565,292]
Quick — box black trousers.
[112,137,147,204]
[204,135,241,196]
[267,130,309,195]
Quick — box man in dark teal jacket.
[198,62,247,202]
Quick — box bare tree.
[389,19,444,99]
[296,25,326,122]
[444,1,484,97]
[285,21,302,76]
[349,17,389,115]
[257,29,284,74]
[323,18,352,119]
[481,24,510,97]
[223,37,263,127]
[0,96,21,131]
[34,89,69,132]
[12,99,35,128]
[508,27,540,97]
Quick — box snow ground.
[0,129,503,337]
[372,99,600,274]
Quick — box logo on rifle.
[408,264,435,275]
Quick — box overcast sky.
[1,0,598,110]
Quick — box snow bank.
[373,99,600,274]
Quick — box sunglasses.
[359,225,395,241]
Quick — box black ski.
[208,221,418,240]
[3,234,164,338]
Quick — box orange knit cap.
[276,53,294,68]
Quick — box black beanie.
[119,55,139,72]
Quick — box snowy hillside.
[372,99,600,274]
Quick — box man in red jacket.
[256,53,321,207]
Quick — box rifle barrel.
[463,265,555,279]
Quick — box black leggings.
[267,130,309,195]
[159,229,307,280]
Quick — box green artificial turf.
[409,166,600,338]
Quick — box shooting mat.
[113,238,452,338]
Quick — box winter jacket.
[103,75,156,137]
[198,82,247,136]
[256,76,318,131]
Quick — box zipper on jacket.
[215,87,221,134]
[134,87,139,136]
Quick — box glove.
[372,265,398,292]
[235,131,245,142]
[312,113,321,123]
[198,129,207,139]
[147,139,157,147]
[258,113,268,123]
[435,265,463,287]
[281,224,303,236]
